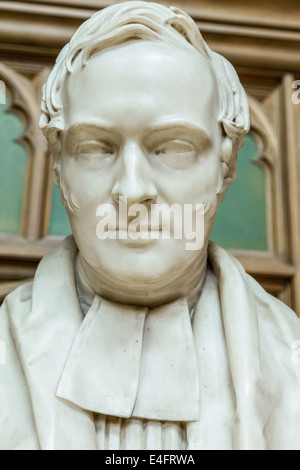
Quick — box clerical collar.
[57,292,200,422]
[57,254,204,421]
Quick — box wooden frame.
[1,0,300,75]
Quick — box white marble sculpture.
[1,1,300,450]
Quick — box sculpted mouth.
[106,228,164,242]
[114,228,162,232]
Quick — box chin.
[95,240,195,284]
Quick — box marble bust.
[1,1,300,451]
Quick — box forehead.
[63,41,219,133]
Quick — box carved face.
[60,40,223,300]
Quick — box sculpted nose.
[112,142,157,205]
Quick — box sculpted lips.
[105,227,163,245]
[111,228,162,237]
[114,227,162,232]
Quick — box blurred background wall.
[0,0,300,313]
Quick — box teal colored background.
[48,184,72,236]
[210,134,267,250]
[0,95,27,234]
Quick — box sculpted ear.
[44,127,63,187]
[219,136,244,202]
[53,161,61,187]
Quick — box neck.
[76,247,208,311]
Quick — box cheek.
[185,158,222,202]
[60,155,112,208]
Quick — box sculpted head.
[40,1,249,306]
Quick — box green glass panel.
[210,134,267,251]
[0,93,27,234]
[48,184,72,236]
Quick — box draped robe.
[1,236,300,450]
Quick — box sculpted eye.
[76,140,115,158]
[154,140,197,169]
[155,140,195,155]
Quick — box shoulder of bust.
[3,281,33,315]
